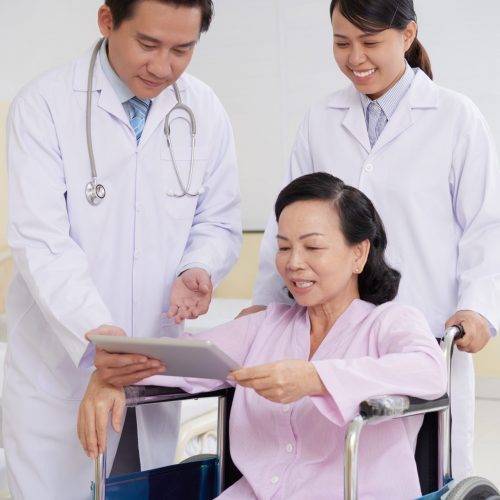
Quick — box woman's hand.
[229,360,326,404]
[77,371,126,459]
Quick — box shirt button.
[364,163,374,172]
[134,250,141,260]
[135,203,142,212]
[285,443,293,453]
[270,476,279,484]
[282,404,290,413]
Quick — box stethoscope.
[85,38,203,206]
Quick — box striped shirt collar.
[98,39,134,104]
[360,63,415,120]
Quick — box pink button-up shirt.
[144,299,446,499]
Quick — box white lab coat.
[4,44,241,499]
[253,69,500,480]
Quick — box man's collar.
[99,38,134,103]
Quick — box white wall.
[1,0,499,229]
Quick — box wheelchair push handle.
[447,323,465,341]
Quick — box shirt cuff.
[176,263,212,277]
[78,342,96,369]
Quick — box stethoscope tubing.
[85,38,201,205]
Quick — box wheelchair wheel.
[447,476,500,500]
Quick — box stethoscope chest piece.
[85,179,106,205]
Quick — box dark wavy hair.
[105,0,214,33]
[275,173,400,305]
[329,0,433,79]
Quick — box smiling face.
[98,0,202,99]
[275,199,368,312]
[331,6,416,99]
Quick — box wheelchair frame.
[343,325,461,499]
[92,324,499,500]
[92,386,233,500]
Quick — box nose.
[286,248,305,271]
[146,49,173,80]
[348,44,367,67]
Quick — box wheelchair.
[92,325,500,500]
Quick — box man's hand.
[85,324,127,340]
[77,371,125,459]
[85,325,165,387]
[235,305,266,319]
[167,268,213,324]
[93,348,166,387]
[446,310,491,353]
[229,360,326,404]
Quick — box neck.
[307,294,358,358]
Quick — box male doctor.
[4,0,241,498]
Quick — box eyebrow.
[277,232,325,241]
[136,32,198,48]
[334,33,379,39]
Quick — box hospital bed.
[92,324,500,500]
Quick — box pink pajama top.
[144,299,447,499]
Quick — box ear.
[98,5,114,38]
[352,239,370,274]
[403,21,418,51]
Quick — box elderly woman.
[78,173,446,499]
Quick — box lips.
[140,77,167,88]
[293,281,314,288]
[352,68,376,78]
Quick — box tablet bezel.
[90,335,241,380]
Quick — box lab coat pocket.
[160,146,207,220]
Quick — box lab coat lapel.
[139,82,181,147]
[72,43,130,127]
[372,70,439,154]
[328,86,371,153]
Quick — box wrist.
[306,362,327,396]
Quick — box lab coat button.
[271,475,279,484]
[285,443,293,453]
[364,163,374,172]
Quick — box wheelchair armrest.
[359,393,449,421]
[124,385,231,407]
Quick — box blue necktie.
[128,97,151,143]
[366,101,387,148]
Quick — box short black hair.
[105,0,214,33]
[275,172,401,305]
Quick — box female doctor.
[249,0,500,480]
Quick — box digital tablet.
[90,335,241,380]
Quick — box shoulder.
[366,301,432,336]
[308,85,355,114]
[296,84,357,135]
[412,69,484,121]
[10,56,79,116]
